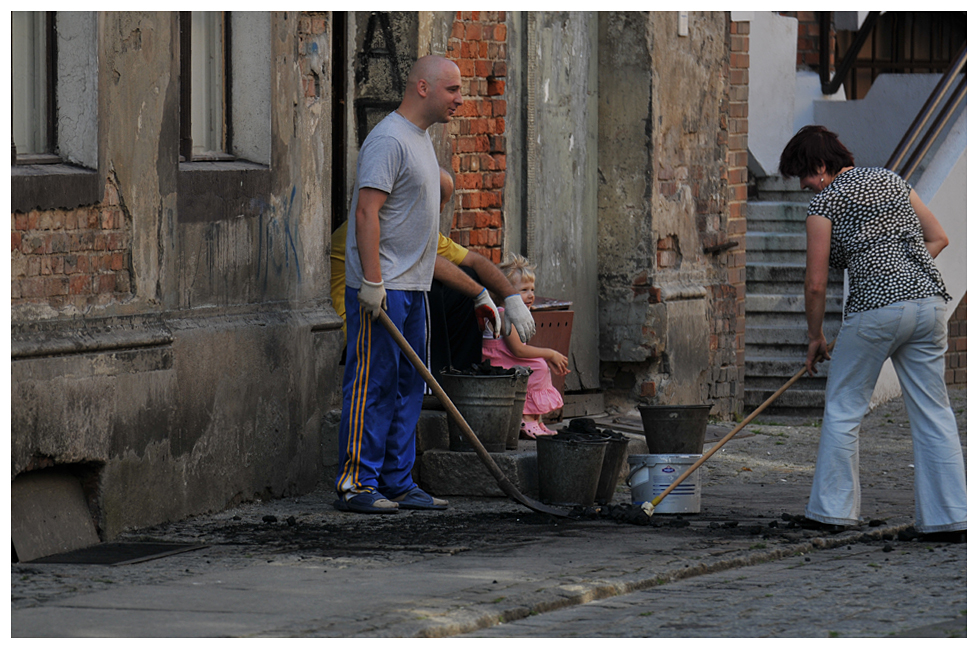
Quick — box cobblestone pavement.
[464,540,967,638]
[10,387,966,637]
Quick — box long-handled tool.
[378,311,572,518]
[648,341,836,515]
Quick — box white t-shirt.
[345,111,440,291]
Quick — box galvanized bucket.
[536,435,608,507]
[594,435,631,504]
[637,404,711,454]
[439,371,516,453]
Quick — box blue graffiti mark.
[254,186,302,292]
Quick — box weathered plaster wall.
[57,11,99,169]
[522,11,600,392]
[597,12,739,412]
[11,11,344,539]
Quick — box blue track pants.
[336,287,428,500]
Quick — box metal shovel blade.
[377,311,571,518]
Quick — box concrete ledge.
[417,448,539,498]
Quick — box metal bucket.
[637,404,711,454]
[536,436,608,507]
[505,368,531,450]
[626,454,702,513]
[594,435,631,504]
[439,371,516,453]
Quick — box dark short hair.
[778,125,855,179]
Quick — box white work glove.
[358,278,387,321]
[473,288,502,338]
[502,294,536,343]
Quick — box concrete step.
[415,410,539,497]
[746,232,807,251]
[747,262,845,286]
[746,325,815,346]
[746,294,845,315]
[417,448,540,498]
[744,309,843,331]
[745,355,833,376]
[757,175,812,203]
[745,182,833,418]
[743,387,826,418]
[746,201,809,232]
[746,232,809,264]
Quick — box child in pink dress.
[482,254,569,439]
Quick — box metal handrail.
[820,12,880,95]
[896,77,966,179]
[886,42,967,176]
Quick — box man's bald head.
[397,56,463,130]
[407,55,459,89]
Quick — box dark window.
[11,11,99,212]
[11,11,57,164]
[180,11,234,162]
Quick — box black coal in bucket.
[637,404,711,454]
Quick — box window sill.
[178,160,271,222]
[11,163,100,212]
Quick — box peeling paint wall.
[11,11,344,539]
[597,12,739,413]
[57,12,99,169]
[522,12,600,392]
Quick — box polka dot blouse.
[807,167,951,316]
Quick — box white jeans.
[806,296,967,532]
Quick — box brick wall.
[11,178,132,309]
[779,11,833,71]
[945,293,966,385]
[446,11,507,264]
[701,16,750,418]
[298,12,328,100]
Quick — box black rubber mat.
[26,542,207,566]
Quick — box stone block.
[416,409,450,452]
[417,447,539,498]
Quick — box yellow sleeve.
[437,233,468,266]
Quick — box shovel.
[377,310,572,518]
[648,340,836,515]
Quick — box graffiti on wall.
[353,12,416,147]
[256,186,302,290]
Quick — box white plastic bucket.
[626,454,702,513]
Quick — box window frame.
[179,11,235,163]
[177,11,271,223]
[10,11,99,213]
[11,11,58,165]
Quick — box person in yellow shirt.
[330,168,535,374]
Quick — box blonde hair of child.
[499,253,536,288]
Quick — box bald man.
[336,56,464,515]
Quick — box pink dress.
[481,308,564,416]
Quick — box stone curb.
[412,522,915,638]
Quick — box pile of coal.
[569,503,693,527]
[555,417,629,443]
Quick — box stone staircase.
[744,176,845,419]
